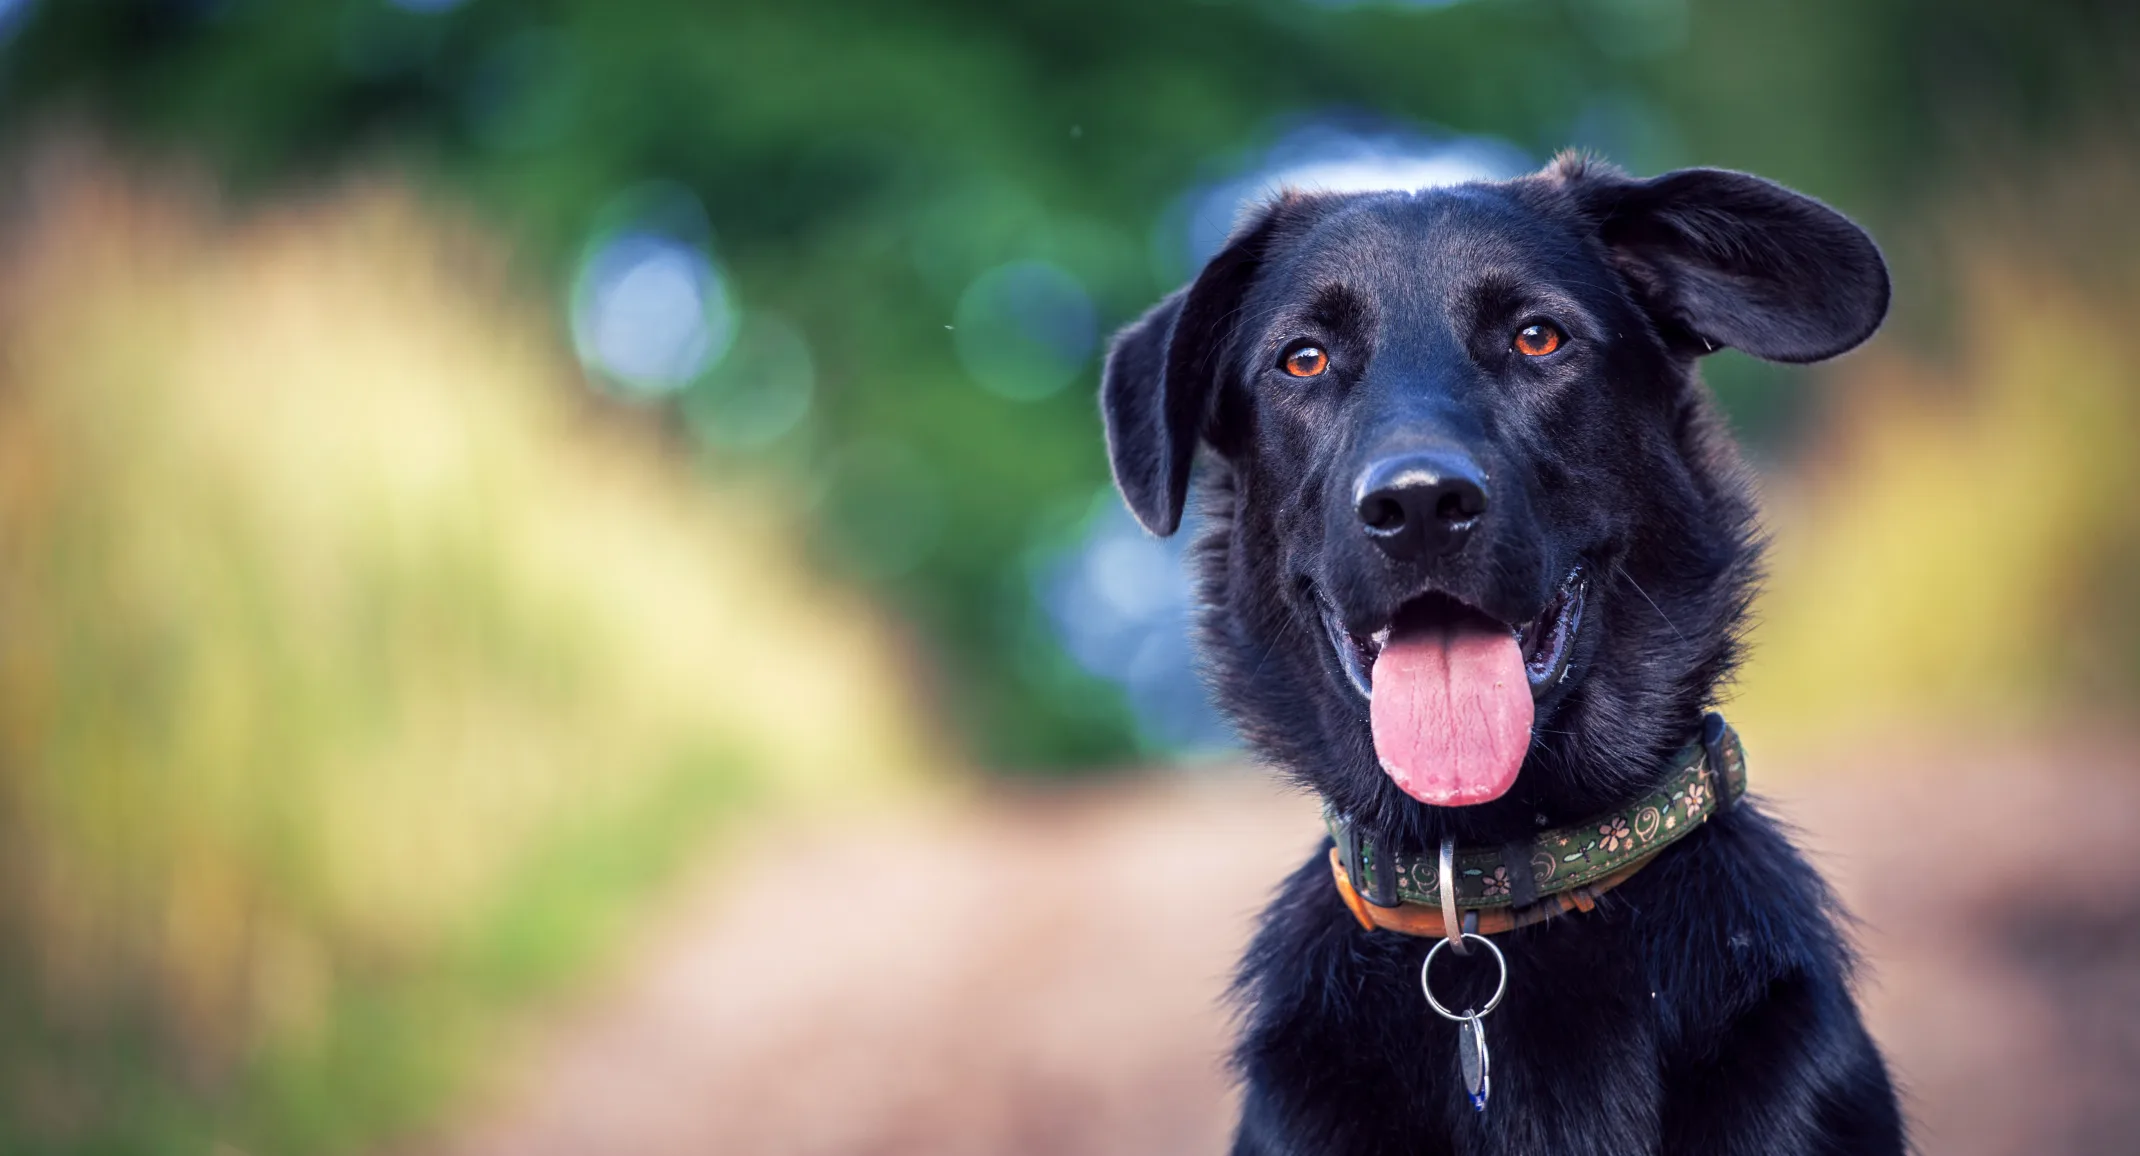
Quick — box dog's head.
[1102,156,1887,840]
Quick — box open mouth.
[1321,565,1588,702]
[1317,565,1587,807]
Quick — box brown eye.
[1513,322,1564,357]
[1281,345,1329,378]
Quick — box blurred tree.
[3,0,2131,770]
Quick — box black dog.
[1100,155,1902,1154]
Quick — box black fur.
[1099,155,1902,1154]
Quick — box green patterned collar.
[1329,714,1748,911]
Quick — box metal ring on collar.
[1420,932,1507,1021]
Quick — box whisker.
[1615,560,1688,644]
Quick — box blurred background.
[0,1,2135,1153]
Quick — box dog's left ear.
[1572,164,1890,364]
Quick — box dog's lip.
[1321,611,1388,700]
[1319,565,1587,702]
[1520,566,1587,693]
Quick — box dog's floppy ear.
[1101,200,1294,536]
[1571,163,1889,364]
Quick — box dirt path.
[417,731,2140,1155]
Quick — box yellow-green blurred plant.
[0,152,943,1153]
[1733,179,2140,753]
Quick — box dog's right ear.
[1101,200,1294,537]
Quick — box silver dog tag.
[1423,932,1505,1114]
[1457,1012,1490,1112]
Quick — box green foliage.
[1,0,2128,769]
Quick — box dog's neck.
[1325,713,1746,921]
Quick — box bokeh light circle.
[682,313,815,449]
[570,231,734,399]
[1037,493,1234,752]
[952,260,1096,402]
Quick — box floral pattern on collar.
[1326,720,1748,910]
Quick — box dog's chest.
[1244,908,1668,1155]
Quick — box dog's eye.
[1281,345,1329,378]
[1513,322,1564,357]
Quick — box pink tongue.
[1369,611,1533,806]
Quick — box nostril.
[1434,491,1471,523]
[1360,495,1406,532]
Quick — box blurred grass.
[0,150,944,1154]
[1733,163,2140,754]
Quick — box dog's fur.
[1100,155,1903,1154]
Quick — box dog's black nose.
[1354,453,1489,562]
